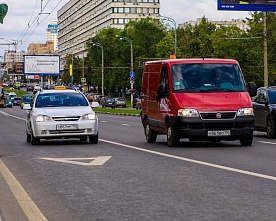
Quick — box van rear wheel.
[145,121,157,143]
[167,120,179,147]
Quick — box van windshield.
[171,63,246,92]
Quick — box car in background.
[115,97,126,108]
[252,86,276,138]
[132,98,140,108]
[20,94,33,109]
[135,98,141,110]
[5,95,12,108]
[87,93,94,102]
[33,85,41,94]
[27,85,34,92]
[102,97,116,109]
[23,86,99,145]
[8,92,17,101]
[12,97,22,106]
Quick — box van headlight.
[237,108,253,116]
[36,115,52,122]
[178,109,199,117]
[81,113,96,120]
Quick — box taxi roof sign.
[55,86,66,90]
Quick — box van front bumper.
[170,115,254,140]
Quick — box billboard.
[218,0,276,11]
[24,55,60,76]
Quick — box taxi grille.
[52,116,80,121]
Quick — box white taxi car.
[23,86,99,145]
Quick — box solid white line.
[259,141,276,145]
[99,139,276,181]
[0,159,48,221]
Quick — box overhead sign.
[24,55,60,76]
[218,0,276,11]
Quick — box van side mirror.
[157,84,166,99]
[247,82,257,97]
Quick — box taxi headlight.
[237,108,254,116]
[178,109,199,117]
[35,115,52,122]
[81,113,96,120]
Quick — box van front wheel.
[167,121,179,147]
[145,121,157,143]
[240,133,253,146]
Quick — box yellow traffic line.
[0,158,47,221]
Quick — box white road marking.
[99,139,276,181]
[259,141,276,145]
[0,159,48,221]
[39,156,112,166]
[101,120,108,123]
[121,124,130,126]
[0,111,25,121]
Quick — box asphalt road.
[0,106,275,221]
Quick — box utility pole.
[263,12,268,87]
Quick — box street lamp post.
[91,42,104,96]
[116,35,134,105]
[159,15,177,58]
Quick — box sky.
[0,0,250,56]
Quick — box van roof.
[145,58,239,65]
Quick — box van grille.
[200,112,236,120]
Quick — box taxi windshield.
[35,93,88,107]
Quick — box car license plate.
[208,130,230,136]
[57,124,78,130]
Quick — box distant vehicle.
[12,97,22,106]
[132,98,140,108]
[33,85,41,94]
[102,97,116,109]
[20,94,33,109]
[8,92,17,101]
[135,99,141,110]
[5,95,12,108]
[23,86,99,145]
[86,93,94,102]
[115,97,126,108]
[26,85,34,92]
[252,86,276,138]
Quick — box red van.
[140,59,257,147]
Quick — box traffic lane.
[97,114,276,178]
[1,136,275,221]
[0,109,276,220]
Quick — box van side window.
[161,66,169,94]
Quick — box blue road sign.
[130,71,135,77]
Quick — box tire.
[89,133,98,144]
[145,120,157,143]
[31,132,40,145]
[240,133,253,146]
[266,116,276,139]
[167,120,179,147]
[26,131,31,142]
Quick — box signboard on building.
[218,0,276,11]
[24,55,60,76]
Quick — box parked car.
[102,97,116,109]
[135,99,141,110]
[132,98,140,108]
[115,97,126,108]
[5,95,12,108]
[252,86,276,138]
[12,97,22,106]
[20,94,33,109]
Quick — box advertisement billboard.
[24,55,60,76]
[218,0,276,11]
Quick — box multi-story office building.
[179,18,249,31]
[57,0,160,71]
[47,20,59,51]
[27,41,56,55]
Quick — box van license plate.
[208,130,230,136]
[57,124,78,130]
